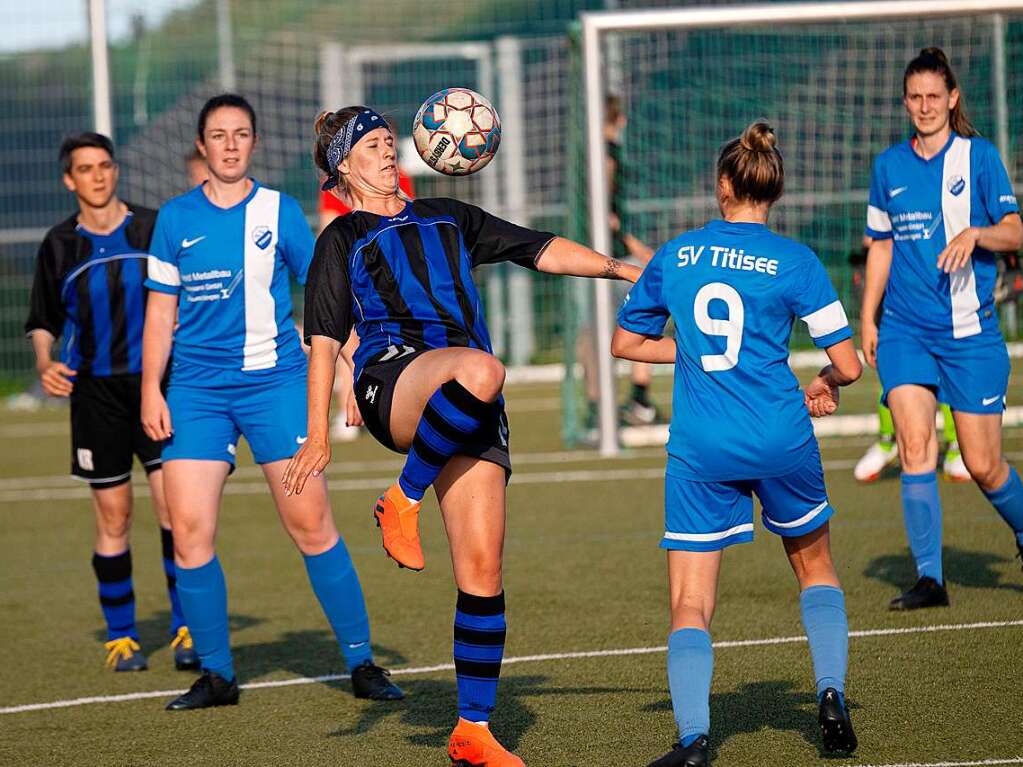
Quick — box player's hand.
[141,389,173,441]
[936,226,979,273]
[282,435,330,497]
[804,369,840,418]
[346,390,364,428]
[860,321,878,369]
[38,361,75,397]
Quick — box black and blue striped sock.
[160,528,187,635]
[92,550,138,641]
[454,590,506,723]
[398,380,494,502]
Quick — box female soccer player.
[284,105,641,766]
[613,121,861,766]
[141,94,402,710]
[862,48,1023,610]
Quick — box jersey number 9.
[694,282,744,372]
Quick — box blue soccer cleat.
[171,626,200,671]
[104,636,148,672]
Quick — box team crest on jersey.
[946,175,966,196]
[251,225,273,250]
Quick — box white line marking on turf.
[3,619,1020,715]
[857,760,1023,767]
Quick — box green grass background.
[1,366,1022,766]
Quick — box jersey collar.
[907,131,957,164]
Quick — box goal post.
[577,0,1023,457]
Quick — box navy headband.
[321,108,387,191]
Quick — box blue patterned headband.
[321,108,387,191]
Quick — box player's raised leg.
[261,460,403,700]
[162,459,240,711]
[375,347,505,571]
[953,411,1023,567]
[435,456,522,767]
[887,384,948,610]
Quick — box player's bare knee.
[457,354,505,402]
[898,434,934,471]
[964,454,1006,491]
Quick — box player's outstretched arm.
[283,334,341,497]
[141,292,177,441]
[861,237,893,369]
[535,237,642,283]
[610,326,676,364]
[804,338,862,418]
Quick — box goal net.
[567,0,1023,454]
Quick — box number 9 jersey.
[618,219,851,483]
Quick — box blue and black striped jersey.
[26,206,155,377]
[304,198,555,378]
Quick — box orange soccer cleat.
[448,718,525,767]
[373,483,425,571]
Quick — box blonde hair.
[716,121,784,205]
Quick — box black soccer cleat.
[1016,541,1023,573]
[888,576,950,611]
[646,735,709,767]
[350,660,405,700]
[818,688,857,754]
[165,670,240,711]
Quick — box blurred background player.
[141,94,402,710]
[848,237,968,482]
[862,48,1023,611]
[25,132,197,673]
[185,146,208,188]
[316,116,416,443]
[613,122,860,766]
[287,104,641,767]
[579,94,661,438]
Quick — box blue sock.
[398,380,493,501]
[667,628,713,746]
[799,585,848,702]
[900,471,943,582]
[302,537,373,670]
[160,528,187,635]
[982,466,1023,546]
[92,550,137,641]
[454,590,506,723]
[175,555,234,682]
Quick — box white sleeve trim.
[866,205,891,233]
[147,255,180,286]
[801,300,849,339]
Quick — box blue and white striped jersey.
[618,220,851,482]
[146,181,314,378]
[865,133,1019,338]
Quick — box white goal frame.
[581,0,1023,456]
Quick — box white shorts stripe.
[663,523,754,542]
[763,499,829,530]
[866,204,891,233]
[147,256,180,287]
[801,300,849,340]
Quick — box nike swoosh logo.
[982,396,1002,406]
[181,236,206,248]
[296,436,308,444]
[889,186,908,198]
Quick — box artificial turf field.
[1,365,1022,767]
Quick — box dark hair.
[312,105,405,200]
[717,121,784,205]
[59,132,114,174]
[197,93,257,139]
[185,146,204,164]
[903,47,977,137]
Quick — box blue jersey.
[146,181,314,378]
[304,198,555,379]
[865,133,1019,338]
[618,220,851,482]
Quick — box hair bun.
[739,121,777,154]
[920,46,950,66]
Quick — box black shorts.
[355,347,512,477]
[70,374,164,489]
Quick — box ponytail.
[903,47,978,137]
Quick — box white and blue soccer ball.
[412,87,501,176]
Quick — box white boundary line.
[857,760,1023,767]
[2,618,1020,715]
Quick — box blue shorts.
[877,321,1009,415]
[662,443,834,552]
[163,372,308,465]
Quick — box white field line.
[2,618,1020,716]
[857,760,1023,767]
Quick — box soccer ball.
[412,88,501,176]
